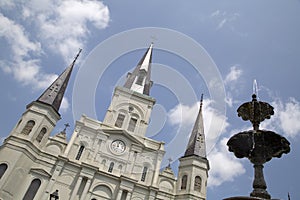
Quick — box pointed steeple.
[37,49,81,114]
[184,94,207,158]
[123,43,153,95]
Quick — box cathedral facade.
[0,44,209,200]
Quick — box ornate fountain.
[225,82,290,199]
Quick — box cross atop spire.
[123,44,153,95]
[184,94,207,158]
[37,49,82,114]
[63,123,70,132]
[167,157,173,168]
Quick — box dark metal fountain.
[225,81,290,200]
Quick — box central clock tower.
[102,43,155,138]
[61,44,165,199]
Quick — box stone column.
[80,179,91,200]
[92,137,101,161]
[85,193,92,200]
[116,189,123,200]
[42,161,64,200]
[126,191,132,200]
[129,152,138,175]
[70,176,83,200]
[149,189,156,200]
[152,152,162,186]
[64,126,81,156]
[250,164,270,199]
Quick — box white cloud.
[35,0,110,60]
[208,138,246,187]
[217,18,227,30]
[0,0,14,8]
[210,10,240,31]
[168,102,199,128]
[223,65,243,107]
[0,13,44,89]
[61,97,70,113]
[225,95,233,108]
[210,10,220,17]
[224,65,242,84]
[0,0,110,90]
[261,97,300,138]
[278,98,300,137]
[0,13,41,57]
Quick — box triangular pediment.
[30,168,51,178]
[101,128,145,147]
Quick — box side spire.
[123,43,153,95]
[184,94,207,158]
[37,49,82,114]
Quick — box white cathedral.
[0,44,209,200]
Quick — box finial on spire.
[63,123,70,132]
[73,48,82,64]
[123,44,153,95]
[200,94,204,109]
[36,50,81,114]
[167,158,172,168]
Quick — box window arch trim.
[108,162,114,173]
[21,120,35,135]
[0,163,8,180]
[141,166,148,182]
[23,178,41,200]
[115,113,125,128]
[194,175,202,192]
[75,145,85,160]
[36,127,47,143]
[181,174,188,190]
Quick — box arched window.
[0,163,8,179]
[91,198,97,200]
[194,176,202,192]
[75,145,85,160]
[21,120,35,135]
[118,164,122,171]
[108,162,114,173]
[101,159,106,165]
[23,178,41,200]
[181,175,187,190]
[36,127,47,143]
[115,113,125,128]
[141,166,148,182]
[128,117,137,132]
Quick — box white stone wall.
[0,87,208,200]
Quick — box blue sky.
[1,1,300,199]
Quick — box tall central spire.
[123,43,153,95]
[37,49,81,114]
[184,94,207,158]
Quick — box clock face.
[111,140,126,154]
